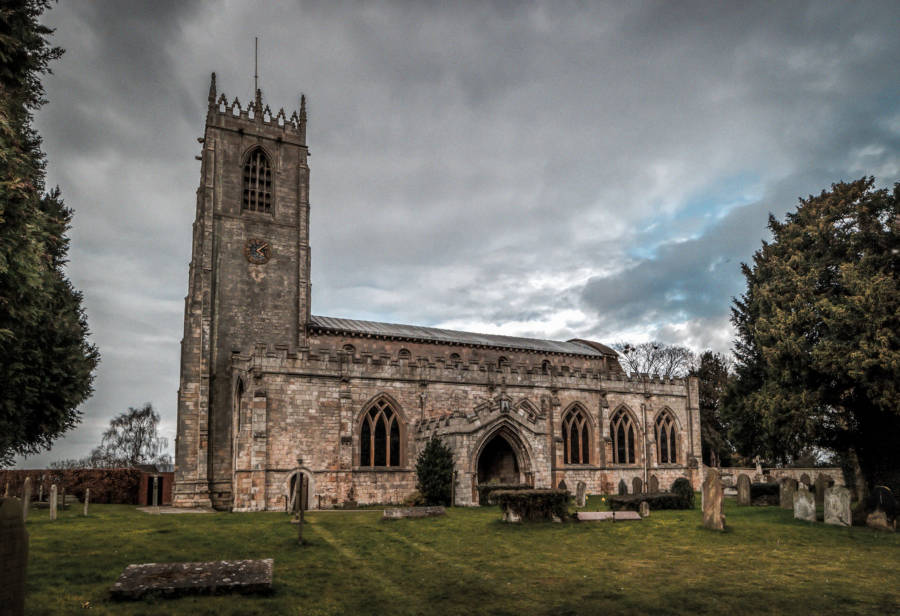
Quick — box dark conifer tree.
[415,435,455,506]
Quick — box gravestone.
[575,481,586,508]
[865,486,897,532]
[649,475,659,493]
[799,473,811,488]
[110,559,273,599]
[824,486,851,527]
[814,474,833,509]
[22,478,32,522]
[152,476,159,507]
[618,479,627,495]
[632,477,643,494]
[639,501,650,518]
[83,488,90,517]
[38,484,43,503]
[736,474,751,506]
[753,455,763,475]
[576,511,613,521]
[793,485,816,522]
[779,478,797,509]
[0,498,28,616]
[49,485,58,521]
[702,468,726,531]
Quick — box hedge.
[492,489,570,522]
[608,493,688,512]
[477,483,531,506]
[0,469,142,504]
[671,477,694,509]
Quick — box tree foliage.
[692,350,733,467]
[415,435,454,506]
[613,341,695,378]
[0,0,99,466]
[723,178,899,492]
[88,404,171,468]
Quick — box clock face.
[244,238,271,264]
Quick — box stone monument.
[575,481,586,508]
[736,474,751,506]
[793,485,816,522]
[22,478,32,522]
[824,486,851,527]
[632,477,643,494]
[779,478,797,510]
[649,475,659,493]
[83,488,90,516]
[639,501,650,518]
[49,485,58,521]
[702,468,726,531]
[618,479,627,495]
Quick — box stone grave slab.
[576,511,613,521]
[110,559,273,599]
[613,511,642,521]
[382,506,446,520]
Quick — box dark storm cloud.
[17,1,900,466]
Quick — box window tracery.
[359,398,402,467]
[242,148,272,213]
[611,407,636,464]
[655,410,677,464]
[562,405,590,464]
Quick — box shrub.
[492,489,570,522]
[477,483,531,506]
[415,436,454,506]
[402,491,425,507]
[608,493,687,511]
[671,477,694,509]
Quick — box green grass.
[22,497,900,615]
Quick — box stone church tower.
[175,75,703,511]
[173,75,311,508]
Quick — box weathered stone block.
[793,486,816,522]
[736,474,751,506]
[382,506,446,520]
[824,486,851,527]
[702,468,726,531]
[110,559,273,599]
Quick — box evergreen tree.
[0,0,99,465]
[692,351,733,467]
[415,435,455,506]
[724,178,899,493]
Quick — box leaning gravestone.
[736,474,751,506]
[49,485,58,521]
[618,479,627,495]
[22,478,32,522]
[779,478,797,510]
[702,468,726,531]
[793,485,816,522]
[632,477,643,494]
[575,482,586,508]
[0,497,28,616]
[639,501,650,518]
[649,475,659,493]
[824,486,851,527]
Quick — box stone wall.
[703,466,845,487]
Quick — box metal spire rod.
[254,37,258,93]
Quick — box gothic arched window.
[611,407,636,464]
[359,398,402,467]
[655,410,677,464]
[562,405,590,464]
[242,148,272,213]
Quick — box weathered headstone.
[814,474,833,509]
[632,477,643,494]
[152,476,159,507]
[793,485,816,522]
[779,478,797,510]
[865,486,897,532]
[736,474,751,506]
[49,485,58,521]
[702,468,726,531]
[618,479,627,495]
[38,483,43,503]
[575,481,586,508]
[824,486,851,527]
[649,475,659,493]
[83,488,90,517]
[639,500,650,518]
[799,473,811,488]
[0,498,28,616]
[22,478,32,522]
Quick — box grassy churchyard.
[24,497,900,616]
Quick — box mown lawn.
[22,497,900,615]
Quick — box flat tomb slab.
[383,506,446,519]
[110,559,273,599]
[576,511,642,521]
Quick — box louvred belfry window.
[562,406,590,464]
[655,410,677,464]
[242,148,272,213]
[611,408,636,464]
[359,398,402,467]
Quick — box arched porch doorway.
[284,470,315,511]
[478,435,520,484]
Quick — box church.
[173,75,702,510]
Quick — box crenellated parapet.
[205,72,307,143]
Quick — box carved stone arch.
[610,404,641,465]
[240,143,275,166]
[561,402,594,465]
[470,419,535,490]
[356,392,407,467]
[282,468,317,511]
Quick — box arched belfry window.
[242,148,272,213]
[562,405,590,464]
[611,407,636,464]
[359,397,403,467]
[655,410,677,464]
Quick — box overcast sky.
[17,1,900,467]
